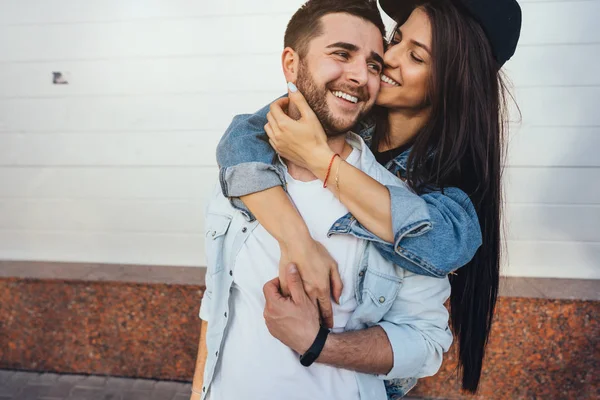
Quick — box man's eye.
[368,63,381,73]
[335,51,349,59]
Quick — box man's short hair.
[284,0,386,57]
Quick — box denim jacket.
[200,133,453,400]
[216,98,483,278]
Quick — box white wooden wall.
[0,0,598,279]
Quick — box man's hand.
[263,263,322,354]
[278,238,342,329]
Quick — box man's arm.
[317,326,393,375]
[263,263,452,378]
[190,320,208,400]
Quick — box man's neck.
[285,101,352,182]
[381,108,431,151]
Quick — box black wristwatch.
[299,325,330,367]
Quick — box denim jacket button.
[211,231,216,237]
[379,296,385,303]
[224,312,227,318]
[358,271,364,277]
[242,227,247,233]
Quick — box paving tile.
[0,371,33,396]
[18,383,72,399]
[0,371,14,384]
[147,389,177,400]
[131,378,156,391]
[105,377,134,391]
[66,386,105,400]
[29,372,61,384]
[57,374,86,385]
[155,381,184,392]
[123,390,153,400]
[75,375,107,388]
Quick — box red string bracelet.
[323,153,340,188]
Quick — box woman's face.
[376,7,432,111]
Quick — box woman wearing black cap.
[215,0,521,394]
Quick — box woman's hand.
[278,236,343,329]
[265,87,333,170]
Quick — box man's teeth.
[381,74,400,86]
[332,91,358,104]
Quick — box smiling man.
[190,1,452,400]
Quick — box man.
[191,1,452,399]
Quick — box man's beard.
[295,61,370,137]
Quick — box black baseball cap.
[379,0,522,66]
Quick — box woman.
[215,0,521,393]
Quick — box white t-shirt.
[209,147,363,400]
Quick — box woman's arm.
[265,94,396,242]
[266,91,482,276]
[240,187,343,328]
[216,98,342,328]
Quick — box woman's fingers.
[287,87,316,121]
[269,98,293,126]
[266,111,281,135]
[269,139,279,154]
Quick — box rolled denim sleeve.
[364,185,482,277]
[216,98,287,220]
[377,271,453,379]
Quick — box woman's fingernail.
[287,82,298,93]
[289,263,298,274]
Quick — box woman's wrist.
[307,145,336,182]
[276,221,312,249]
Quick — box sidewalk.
[0,370,192,400]
[0,370,426,400]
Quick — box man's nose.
[346,60,369,86]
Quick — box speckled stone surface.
[411,298,599,399]
[0,278,204,381]
[0,262,598,399]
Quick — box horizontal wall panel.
[504,240,600,279]
[0,199,207,233]
[3,200,597,241]
[505,204,600,242]
[0,15,290,62]
[0,55,283,97]
[507,126,600,167]
[0,167,219,199]
[0,132,220,166]
[0,230,206,266]
[0,0,306,25]
[504,167,600,205]
[505,44,600,87]
[0,92,281,133]
[520,1,599,45]
[513,86,600,126]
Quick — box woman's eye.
[410,52,424,63]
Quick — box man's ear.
[282,47,299,83]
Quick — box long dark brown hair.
[372,0,512,393]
